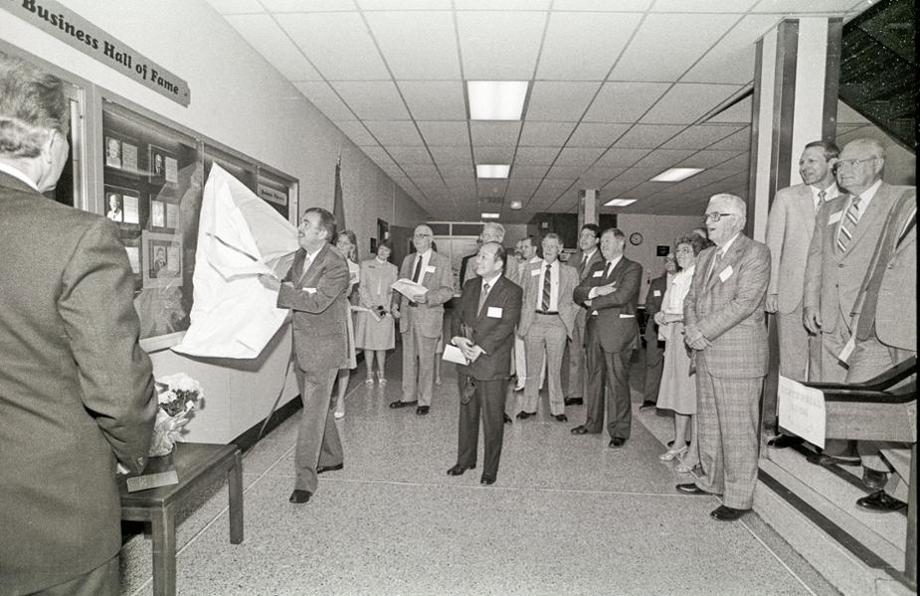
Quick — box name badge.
[653,290,661,297]
[487,306,503,318]
[718,266,733,282]
[303,287,317,295]
[425,265,436,273]
[618,313,635,318]
[531,269,541,277]
[592,270,604,278]
[828,210,843,225]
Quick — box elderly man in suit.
[803,138,912,465]
[764,140,840,448]
[517,233,578,422]
[0,52,156,595]
[846,189,916,512]
[564,223,604,406]
[571,228,642,446]
[676,193,770,522]
[390,224,454,415]
[512,235,541,392]
[640,252,677,410]
[447,242,522,485]
[260,207,350,504]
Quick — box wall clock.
[629,232,643,246]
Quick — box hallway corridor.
[119,348,839,595]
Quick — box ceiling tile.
[567,123,630,147]
[364,11,461,79]
[609,13,740,81]
[207,0,264,15]
[457,11,546,79]
[677,150,744,168]
[837,100,870,124]
[363,120,422,145]
[507,178,542,195]
[547,165,588,179]
[519,122,577,147]
[455,0,551,9]
[706,126,751,150]
[594,147,649,168]
[332,81,410,120]
[613,124,685,148]
[417,121,469,146]
[630,149,696,171]
[537,12,642,80]
[715,152,749,171]
[399,81,467,120]
[555,147,605,166]
[552,0,652,9]
[584,82,670,122]
[613,166,670,182]
[360,146,396,167]
[579,166,625,186]
[706,96,752,123]
[294,81,355,120]
[511,164,549,178]
[474,146,515,163]
[225,15,322,80]
[514,147,560,165]
[402,164,440,177]
[335,121,376,146]
[602,179,642,195]
[640,83,742,124]
[386,145,432,164]
[662,124,744,149]
[751,0,863,13]
[429,145,473,165]
[470,122,522,146]
[263,0,357,10]
[652,0,758,10]
[526,81,600,121]
[478,181,508,197]
[279,12,389,79]
[438,165,474,178]
[358,0,452,11]
[682,15,781,84]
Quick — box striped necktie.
[477,282,491,315]
[816,189,826,213]
[836,196,861,253]
[540,263,552,311]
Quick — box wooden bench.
[119,442,243,596]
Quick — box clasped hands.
[683,324,710,351]
[452,336,484,363]
[258,274,282,291]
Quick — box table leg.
[229,449,244,544]
[151,503,177,596]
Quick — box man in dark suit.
[571,228,642,447]
[678,193,771,522]
[260,207,350,504]
[447,242,522,485]
[0,51,156,595]
[564,223,603,406]
[640,252,676,409]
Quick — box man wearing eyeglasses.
[677,194,770,522]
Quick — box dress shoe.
[862,468,888,491]
[856,490,906,513]
[316,463,343,475]
[480,475,496,485]
[554,414,568,422]
[516,411,536,419]
[513,384,525,392]
[806,452,861,467]
[416,405,430,415]
[710,505,749,521]
[676,483,707,495]
[767,434,801,449]
[638,400,656,410]
[675,461,700,474]
[609,437,626,448]
[570,425,590,435]
[667,439,692,448]
[503,413,512,424]
[564,397,583,406]
[658,446,687,461]
[288,490,312,504]
[446,463,475,476]
[389,399,418,409]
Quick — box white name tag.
[487,306,503,318]
[718,266,733,282]
[592,270,604,278]
[531,269,541,277]
[828,210,843,225]
[618,313,635,318]
[653,290,661,297]
[425,265,436,273]
[303,287,317,295]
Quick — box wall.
[617,214,703,303]
[1,0,428,443]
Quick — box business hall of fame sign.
[2,0,191,107]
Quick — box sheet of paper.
[777,375,826,449]
[392,278,428,300]
[442,344,469,365]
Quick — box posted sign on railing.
[777,375,826,449]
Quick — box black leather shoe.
[516,411,536,419]
[289,490,312,504]
[862,469,888,490]
[638,400,656,410]
[570,425,589,435]
[503,413,512,424]
[389,399,418,409]
[564,397,583,406]
[767,434,801,449]
[609,437,626,448]
[316,463,343,475]
[856,490,907,513]
[667,440,692,448]
[447,464,475,476]
[416,406,430,415]
[676,483,707,495]
[710,505,749,521]
[480,475,496,485]
[554,414,568,422]
[806,452,861,467]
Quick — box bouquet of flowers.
[149,373,204,457]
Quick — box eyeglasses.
[704,212,736,223]
[835,157,878,171]
[675,247,694,255]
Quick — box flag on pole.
[333,155,345,234]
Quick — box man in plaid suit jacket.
[678,193,771,522]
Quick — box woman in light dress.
[655,233,713,471]
[332,230,360,419]
[355,240,398,385]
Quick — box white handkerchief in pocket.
[303,287,317,295]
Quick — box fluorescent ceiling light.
[604,198,637,207]
[650,167,704,182]
[509,200,522,210]
[476,164,510,179]
[481,212,501,219]
[467,81,529,120]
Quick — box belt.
[534,310,559,315]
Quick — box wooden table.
[120,442,243,596]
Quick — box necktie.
[605,261,613,278]
[817,189,826,213]
[541,263,552,311]
[706,251,722,284]
[412,256,423,283]
[477,282,491,315]
[836,196,861,253]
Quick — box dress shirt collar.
[717,232,741,257]
[0,162,40,192]
[854,179,883,209]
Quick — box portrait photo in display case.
[148,145,179,185]
[142,231,183,289]
[105,136,121,169]
[104,185,140,225]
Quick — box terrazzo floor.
[120,347,841,596]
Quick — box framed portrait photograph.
[142,231,183,289]
[105,136,122,169]
[148,145,176,185]
[104,185,141,226]
[150,199,166,229]
[121,141,139,173]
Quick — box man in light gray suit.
[764,140,839,447]
[677,194,771,522]
[261,207,350,504]
[390,224,454,415]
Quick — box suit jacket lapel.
[476,276,502,323]
[300,243,327,286]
